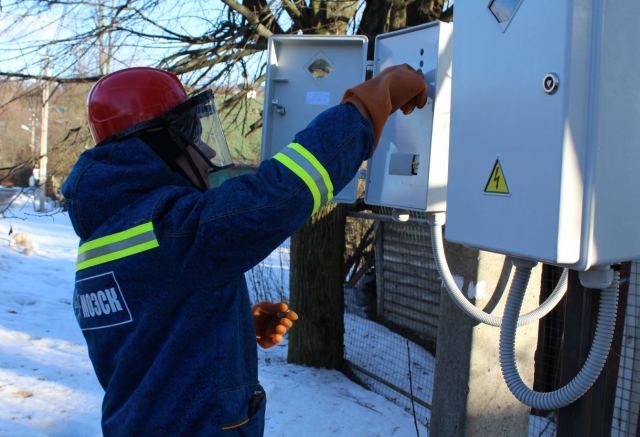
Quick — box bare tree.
[0,0,448,109]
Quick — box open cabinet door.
[261,35,368,204]
[364,21,453,214]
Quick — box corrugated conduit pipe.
[428,213,568,327]
[499,267,619,409]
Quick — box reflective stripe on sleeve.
[76,222,159,272]
[273,143,334,215]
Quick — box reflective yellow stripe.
[287,143,334,202]
[274,153,321,213]
[273,143,333,215]
[76,222,159,272]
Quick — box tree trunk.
[389,0,408,31]
[287,202,347,368]
[326,0,359,35]
[358,0,392,59]
[358,0,444,58]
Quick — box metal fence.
[611,261,640,436]
[343,208,438,433]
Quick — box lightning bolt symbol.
[494,166,501,189]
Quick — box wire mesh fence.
[343,207,439,433]
[611,261,640,436]
[528,265,564,436]
[246,238,290,304]
[530,263,639,437]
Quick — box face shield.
[167,90,234,173]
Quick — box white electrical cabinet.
[261,35,368,203]
[364,22,453,212]
[446,0,640,270]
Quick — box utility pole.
[29,109,36,154]
[38,57,50,212]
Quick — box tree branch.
[0,72,101,83]
[220,0,273,40]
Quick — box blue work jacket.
[61,103,373,436]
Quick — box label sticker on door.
[306,91,330,106]
[484,158,510,195]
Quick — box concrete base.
[430,241,542,436]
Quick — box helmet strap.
[95,118,161,148]
[167,128,210,191]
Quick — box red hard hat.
[87,67,188,144]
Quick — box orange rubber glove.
[341,63,428,149]
[252,301,299,349]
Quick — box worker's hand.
[252,301,299,349]
[341,64,428,149]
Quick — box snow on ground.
[0,193,424,437]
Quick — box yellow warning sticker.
[484,159,510,194]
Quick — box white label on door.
[306,91,331,106]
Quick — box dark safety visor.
[168,90,234,172]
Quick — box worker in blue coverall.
[61,64,427,436]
